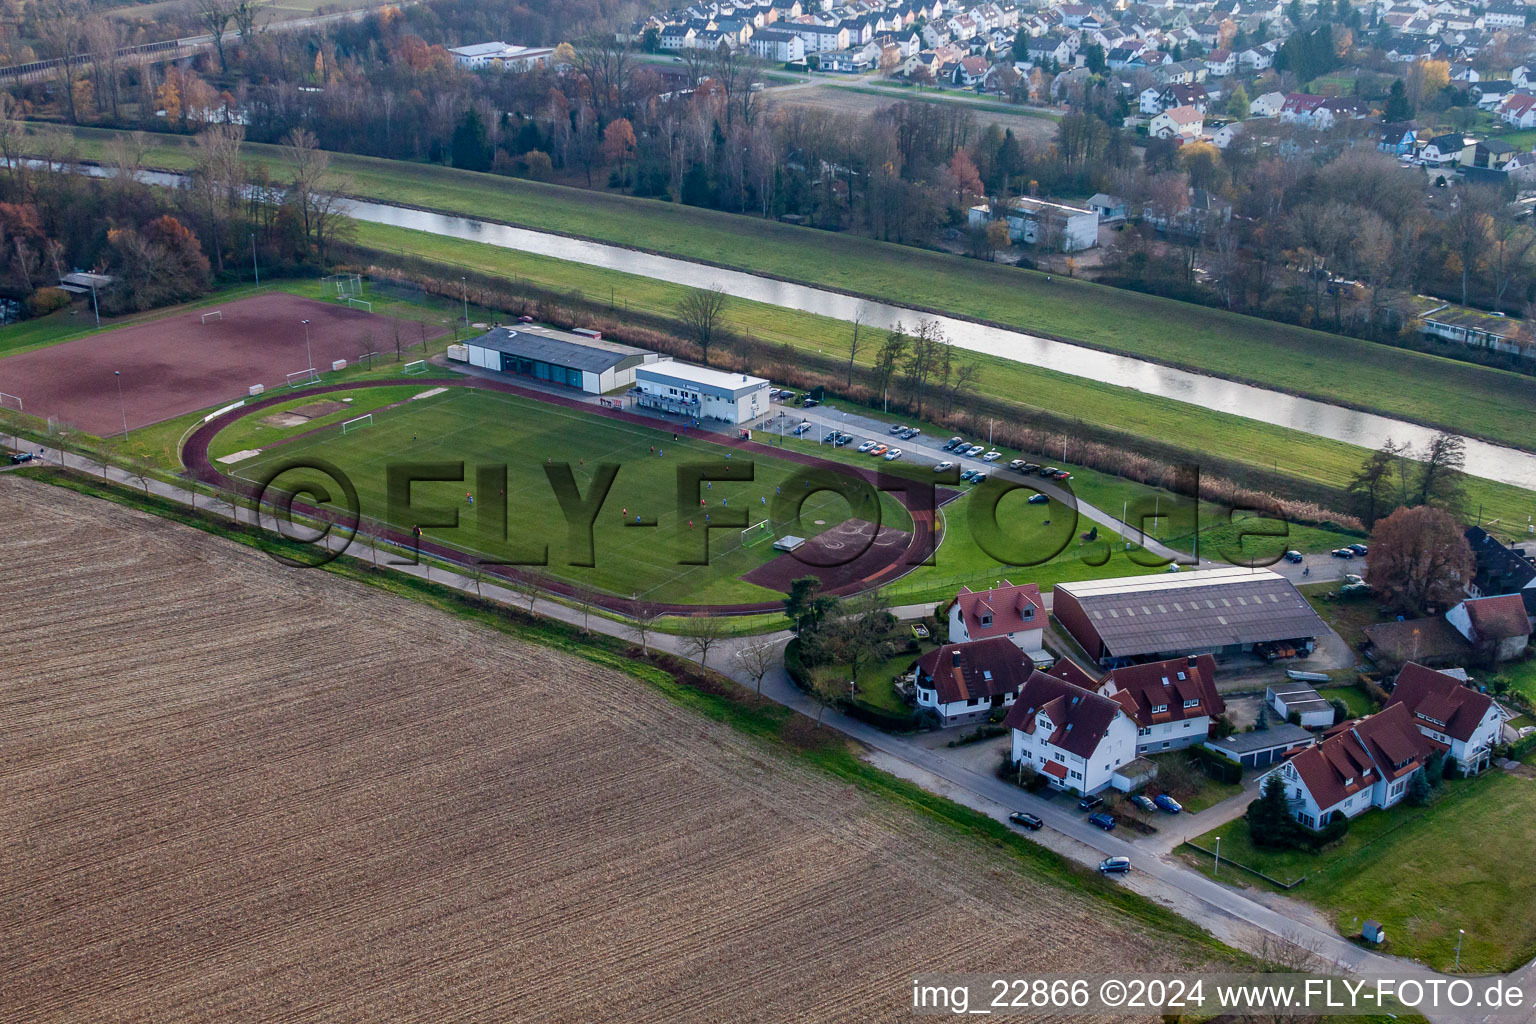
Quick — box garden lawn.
[219,385,917,606]
[1316,684,1375,719]
[1186,773,1536,972]
[1301,582,1389,648]
[45,124,1536,454]
[1492,656,1536,703]
[349,220,1536,530]
[1144,751,1244,813]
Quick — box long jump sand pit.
[0,293,450,435]
[0,475,1215,1021]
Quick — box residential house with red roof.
[1445,593,1531,662]
[1098,654,1226,755]
[1257,703,1433,829]
[1385,663,1504,774]
[1003,670,1137,795]
[947,580,1048,664]
[912,637,1035,726]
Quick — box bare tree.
[1489,209,1536,311]
[193,0,237,73]
[680,614,729,668]
[283,128,353,261]
[734,636,782,694]
[846,303,869,386]
[676,285,729,365]
[570,34,633,121]
[231,0,262,42]
[628,601,661,654]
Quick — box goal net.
[402,359,428,376]
[323,273,364,299]
[345,297,372,312]
[0,391,21,412]
[200,310,222,324]
[741,519,773,547]
[340,413,373,435]
[286,368,319,388]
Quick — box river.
[52,161,1536,492]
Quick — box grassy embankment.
[42,123,1536,454]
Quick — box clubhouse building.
[462,325,658,394]
[632,361,770,425]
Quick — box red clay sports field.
[0,293,451,435]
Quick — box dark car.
[1331,548,1355,559]
[1154,794,1183,814]
[1088,812,1117,831]
[1022,463,1040,473]
[1099,856,1131,874]
[1348,543,1369,556]
[1027,493,1050,505]
[801,398,820,408]
[1039,466,1058,477]
[1078,794,1103,812]
[9,451,37,465]
[1008,811,1044,831]
[1284,550,1304,564]
[944,437,964,451]
[1130,795,1157,813]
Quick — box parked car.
[944,437,964,451]
[960,469,978,482]
[934,461,955,473]
[1088,812,1117,831]
[971,472,989,484]
[857,440,877,453]
[1348,543,1369,556]
[889,424,907,434]
[1154,794,1183,814]
[884,448,902,461]
[1022,463,1040,473]
[801,398,819,408]
[965,444,986,458]
[1008,459,1029,471]
[1331,548,1355,559]
[1284,550,1304,564]
[1027,493,1049,505]
[1053,471,1071,480]
[1039,466,1058,477]
[517,314,535,323]
[982,450,1002,462]
[869,444,888,456]
[1130,794,1157,813]
[9,451,36,465]
[768,388,781,398]
[1009,811,1044,831]
[1078,794,1103,811]
[833,433,853,447]
[901,428,921,439]
[1343,573,1364,586]
[1099,856,1132,874]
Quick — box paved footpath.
[7,440,1509,1020]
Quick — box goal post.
[345,297,372,312]
[200,310,222,324]
[322,273,364,299]
[286,368,319,388]
[340,413,373,435]
[0,391,21,412]
[741,519,772,547]
[402,359,428,376]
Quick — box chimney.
[1188,654,1198,667]
[951,649,962,667]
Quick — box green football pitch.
[221,386,922,606]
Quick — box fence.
[1182,841,1307,889]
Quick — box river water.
[56,162,1536,492]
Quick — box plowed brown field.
[0,475,1208,1022]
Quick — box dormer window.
[979,613,992,626]
[1152,703,1168,714]
[1183,698,1200,709]
[1022,607,1034,620]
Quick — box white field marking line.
[412,387,448,400]
[217,449,261,465]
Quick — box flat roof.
[1206,722,1314,754]
[467,326,649,374]
[636,360,769,396]
[1057,567,1327,658]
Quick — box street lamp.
[461,276,469,330]
[114,370,127,436]
[250,233,259,286]
[1455,929,1465,971]
[1213,834,1220,877]
[301,319,313,377]
[89,279,100,327]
